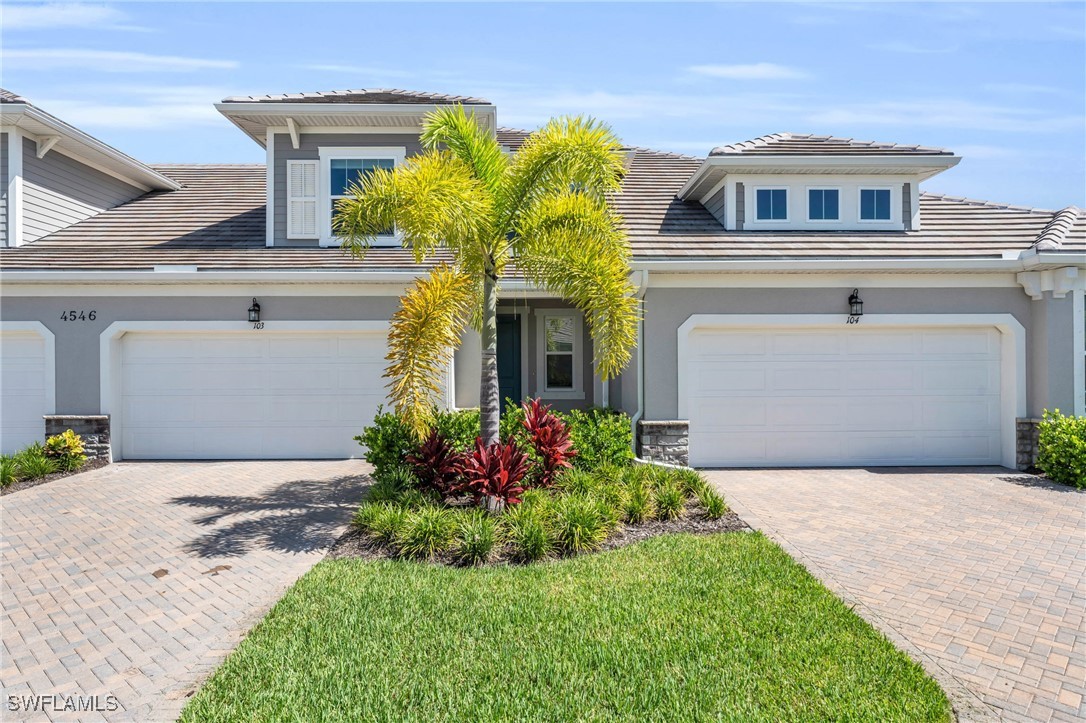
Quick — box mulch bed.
[327,509,750,566]
[1,458,110,497]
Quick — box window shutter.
[287,160,318,238]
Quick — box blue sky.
[2,1,1083,209]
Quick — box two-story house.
[1,87,1082,470]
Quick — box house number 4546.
[61,310,97,321]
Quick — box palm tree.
[335,106,639,445]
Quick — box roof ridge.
[497,127,696,160]
[711,132,792,155]
[711,132,950,156]
[1033,205,1084,251]
[920,191,1052,214]
[222,88,490,104]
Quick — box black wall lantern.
[848,289,864,317]
[248,298,261,323]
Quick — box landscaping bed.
[0,457,108,497]
[181,533,952,722]
[1,431,99,497]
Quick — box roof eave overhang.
[632,251,1083,273]
[0,104,180,191]
[677,155,961,201]
[214,102,499,148]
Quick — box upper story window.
[808,188,840,221]
[317,146,405,246]
[860,188,892,221]
[755,188,788,221]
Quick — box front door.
[496,314,522,412]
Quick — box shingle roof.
[1,143,1081,272]
[710,132,953,157]
[0,88,28,104]
[221,89,490,105]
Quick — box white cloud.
[2,3,148,31]
[2,49,237,72]
[36,86,233,129]
[808,99,1084,134]
[686,63,808,80]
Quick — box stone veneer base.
[44,415,111,461]
[638,420,689,467]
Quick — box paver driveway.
[706,467,1085,723]
[1,460,369,722]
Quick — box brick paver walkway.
[706,467,1085,723]
[1,460,369,722]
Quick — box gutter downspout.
[629,269,649,456]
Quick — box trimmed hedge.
[1037,409,1086,489]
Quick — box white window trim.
[318,146,405,247]
[858,186,894,223]
[751,186,789,223]
[806,186,841,223]
[534,309,585,400]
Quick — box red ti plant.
[405,431,465,498]
[458,437,530,512]
[522,398,577,487]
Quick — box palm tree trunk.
[479,271,500,446]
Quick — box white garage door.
[0,330,52,454]
[119,330,389,459]
[686,326,1003,467]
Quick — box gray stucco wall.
[1,133,8,247]
[272,132,423,245]
[703,184,726,225]
[641,285,1048,420]
[1030,293,1077,415]
[0,295,401,414]
[21,138,143,243]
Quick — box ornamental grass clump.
[552,494,611,554]
[367,465,416,503]
[697,486,729,520]
[359,503,409,546]
[673,467,710,498]
[0,456,19,487]
[395,506,459,560]
[13,443,57,480]
[622,481,655,524]
[654,480,686,521]
[454,511,499,566]
[503,504,554,562]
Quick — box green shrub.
[552,494,611,554]
[433,409,481,452]
[1037,409,1086,489]
[697,486,729,519]
[0,455,20,487]
[395,507,459,560]
[358,503,409,545]
[44,429,87,472]
[503,505,553,562]
[454,511,498,566]
[623,481,655,523]
[566,408,633,471]
[654,480,686,521]
[357,407,482,480]
[14,444,57,479]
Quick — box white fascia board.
[0,105,180,191]
[677,155,960,199]
[631,257,1024,273]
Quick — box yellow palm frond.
[516,191,640,380]
[420,105,507,195]
[385,264,476,439]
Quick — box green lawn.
[182,533,950,722]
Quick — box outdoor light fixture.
[848,289,864,317]
[248,298,261,323]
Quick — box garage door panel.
[1,331,51,453]
[119,330,390,459]
[687,325,1003,467]
[689,330,767,357]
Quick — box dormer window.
[860,188,892,221]
[755,188,788,221]
[808,188,840,221]
[318,146,405,246]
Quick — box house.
[1,87,1082,470]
